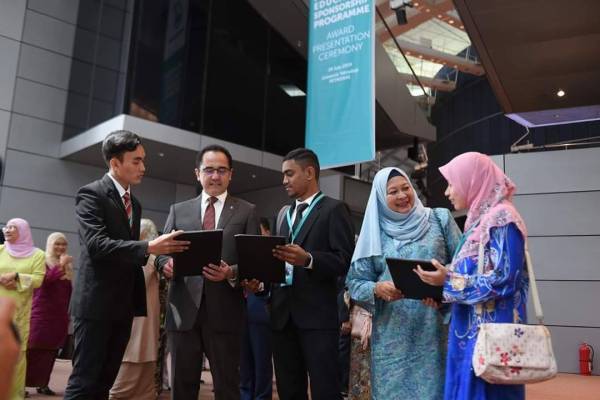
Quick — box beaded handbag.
[472,241,557,384]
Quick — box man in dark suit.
[271,148,355,400]
[156,145,260,400]
[65,130,188,400]
[240,218,274,400]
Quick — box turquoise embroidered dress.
[347,208,461,400]
[443,223,528,400]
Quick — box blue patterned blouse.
[347,208,461,400]
[443,223,528,400]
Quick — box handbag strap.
[476,237,544,324]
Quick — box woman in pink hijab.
[415,153,529,400]
[0,218,46,399]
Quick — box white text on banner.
[305,0,376,169]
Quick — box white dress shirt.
[290,191,320,228]
[201,190,228,227]
[200,190,237,286]
[107,173,131,206]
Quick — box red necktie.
[202,196,218,230]
[122,192,132,227]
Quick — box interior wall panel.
[506,148,600,194]
[513,192,600,236]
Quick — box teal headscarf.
[351,167,432,263]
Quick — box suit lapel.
[292,198,324,246]
[102,175,132,237]
[217,196,235,229]
[191,196,204,229]
[279,204,292,238]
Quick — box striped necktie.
[202,196,218,230]
[122,192,132,227]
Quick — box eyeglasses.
[201,167,231,176]
[1,225,16,232]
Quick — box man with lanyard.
[272,148,355,400]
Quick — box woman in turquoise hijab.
[346,167,461,399]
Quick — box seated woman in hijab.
[415,152,529,400]
[346,167,461,400]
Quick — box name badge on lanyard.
[282,193,324,286]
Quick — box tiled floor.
[27,359,258,399]
[28,359,600,399]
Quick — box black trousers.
[338,331,351,393]
[64,317,132,400]
[272,319,342,400]
[169,300,241,400]
[240,321,273,400]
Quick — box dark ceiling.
[455,0,600,121]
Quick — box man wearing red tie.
[156,145,260,400]
[65,130,188,400]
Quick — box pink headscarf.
[439,152,527,261]
[4,218,36,258]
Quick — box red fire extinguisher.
[579,343,594,375]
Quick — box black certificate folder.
[235,235,286,283]
[172,230,223,278]
[386,258,443,301]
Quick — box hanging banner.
[305,0,375,169]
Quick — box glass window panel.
[202,0,268,148]
[264,30,307,155]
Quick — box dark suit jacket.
[156,194,259,333]
[70,174,148,321]
[271,195,355,331]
